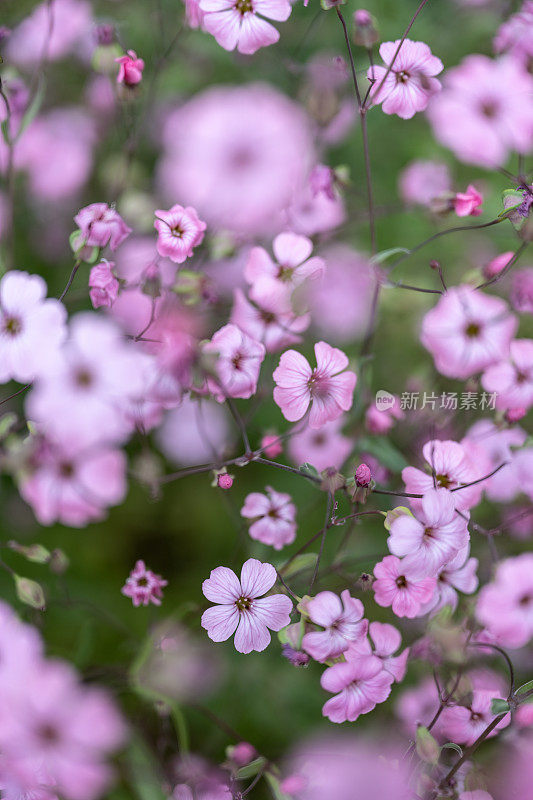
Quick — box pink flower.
[309,164,336,200]
[115,50,145,86]
[511,267,533,314]
[301,590,367,663]
[462,419,532,502]
[365,394,404,434]
[482,339,533,412]
[347,621,409,682]
[494,0,533,65]
[203,323,265,401]
[420,545,479,615]
[440,689,510,745]
[157,396,229,466]
[260,433,282,458]
[154,205,206,264]
[387,489,470,576]
[453,184,483,217]
[368,39,443,119]
[288,417,353,473]
[420,285,517,380]
[459,793,494,800]
[199,0,291,55]
[320,656,393,723]
[355,463,372,487]
[74,203,131,251]
[230,288,310,353]
[427,55,533,168]
[273,342,357,429]
[122,560,167,606]
[240,486,296,549]
[399,160,452,207]
[88,260,119,309]
[476,553,533,648]
[201,558,292,653]
[373,555,436,618]
[0,271,67,384]
[483,250,514,280]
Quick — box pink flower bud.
[505,407,527,423]
[115,50,145,86]
[89,260,119,309]
[355,463,372,487]
[217,473,233,490]
[231,741,256,767]
[353,8,379,47]
[354,8,372,24]
[483,251,514,279]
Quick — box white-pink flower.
[230,288,310,353]
[121,560,167,607]
[440,689,510,745]
[74,203,131,251]
[273,342,357,429]
[240,486,296,549]
[420,545,479,615]
[373,555,436,618]
[199,0,291,55]
[481,339,533,412]
[301,590,368,663]
[203,323,265,401]
[201,559,292,653]
[476,553,533,648]
[154,205,206,264]
[320,656,393,723]
[288,416,353,473]
[346,621,409,682]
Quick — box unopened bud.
[229,742,257,767]
[505,407,527,423]
[352,9,379,48]
[8,541,50,564]
[95,23,115,45]
[14,576,46,610]
[416,725,440,765]
[49,548,69,575]
[217,473,233,490]
[355,463,372,487]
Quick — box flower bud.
[261,433,282,459]
[352,9,379,48]
[229,742,257,767]
[49,549,69,575]
[8,541,50,564]
[355,463,372,487]
[505,407,527,423]
[14,576,46,610]
[415,725,440,765]
[217,473,233,490]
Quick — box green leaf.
[516,680,533,696]
[356,435,408,473]
[264,773,290,800]
[280,553,318,579]
[298,462,320,478]
[14,78,46,142]
[236,756,267,779]
[442,742,463,756]
[370,247,410,265]
[491,698,510,715]
[383,506,412,531]
[125,735,167,800]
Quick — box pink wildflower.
[115,50,145,86]
[88,260,119,309]
[154,205,206,264]
[199,0,292,55]
[476,553,533,648]
[230,288,310,352]
[217,473,233,489]
[203,323,265,401]
[399,160,452,208]
[373,555,436,618]
[483,251,514,280]
[301,590,368,663]
[74,203,131,251]
[240,486,296,549]
[320,656,393,723]
[260,433,282,458]
[511,267,533,314]
[440,689,510,745]
[420,544,479,615]
[288,417,353,473]
[453,184,483,217]
[201,558,292,653]
[309,164,336,200]
[122,560,167,607]
[482,339,533,412]
[347,621,409,682]
[273,341,357,429]
[365,394,404,434]
[355,463,372,487]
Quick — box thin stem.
[469,641,515,697]
[308,492,333,591]
[226,398,252,455]
[58,259,82,303]
[439,714,505,788]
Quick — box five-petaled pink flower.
[440,688,510,745]
[453,184,483,217]
[240,486,296,549]
[203,323,265,401]
[320,656,393,723]
[273,341,357,429]
[476,553,533,648]
[122,560,168,607]
[115,50,145,86]
[301,589,368,663]
[373,555,436,618]
[481,339,533,413]
[347,621,409,682]
[154,204,206,264]
[199,0,292,55]
[368,38,443,119]
[202,559,292,653]
[88,260,119,309]
[74,203,132,251]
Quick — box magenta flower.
[476,553,533,648]
[368,38,443,119]
[453,184,483,217]
[347,621,409,682]
[201,559,292,653]
[387,488,470,576]
[115,50,145,86]
[320,656,393,723]
[481,339,533,413]
[199,0,291,55]
[301,590,368,663]
[154,204,206,264]
[240,486,296,549]
[217,473,233,489]
[122,560,168,607]
[373,555,436,618]
[420,544,479,615]
[88,260,119,309]
[74,203,132,251]
[203,323,265,401]
[440,689,510,745]
[273,342,357,429]
[288,417,353,473]
[421,285,517,380]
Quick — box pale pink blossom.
[399,160,452,207]
[273,342,357,429]
[203,323,265,401]
[483,251,514,280]
[368,39,443,119]
[240,486,296,549]
[260,433,282,458]
[373,555,436,618]
[157,397,229,466]
[440,689,510,745]
[494,1,533,65]
[461,420,530,503]
[230,288,309,353]
[387,489,469,576]
[0,271,67,384]
[122,560,167,606]
[347,621,409,682]
[74,203,131,251]
[459,792,494,800]
[199,0,291,55]
[476,553,533,648]
[201,559,292,653]
[183,0,206,28]
[511,267,533,314]
[288,417,353,472]
[420,545,479,615]
[301,590,367,663]
[365,394,404,434]
[285,184,346,236]
[453,184,483,217]
[320,656,393,723]
[88,261,119,309]
[396,677,442,737]
[481,339,533,412]
[309,164,335,200]
[115,50,144,86]
[421,285,517,380]
[154,205,206,264]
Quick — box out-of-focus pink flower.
[154,205,206,264]
[494,0,533,66]
[440,689,510,745]
[462,420,531,503]
[230,742,256,767]
[368,39,443,119]
[273,342,357,429]
[419,544,479,615]
[453,184,483,217]
[396,677,442,737]
[365,394,404,434]
[511,267,533,313]
[260,433,282,458]
[309,164,335,200]
[399,160,452,207]
[459,792,494,800]
[115,50,144,86]
[203,323,265,401]
[183,0,206,28]
[157,397,230,466]
[482,251,514,280]
[421,285,517,380]
[122,560,167,606]
[476,553,533,648]
[230,288,310,353]
[288,417,353,472]
[373,555,436,618]
[0,271,67,385]
[88,260,119,309]
[201,558,292,653]
[320,656,393,722]
[74,203,131,251]
[347,621,409,682]
[302,590,367,663]
[427,55,533,167]
[199,0,291,55]
[285,184,346,236]
[240,486,296,549]
[482,339,533,412]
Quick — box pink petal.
[234,610,271,653]
[307,591,343,627]
[203,8,241,51]
[252,593,292,630]
[314,341,349,375]
[369,621,401,656]
[273,232,313,267]
[203,566,241,603]
[201,604,240,642]
[236,14,279,55]
[253,0,292,21]
[240,558,277,598]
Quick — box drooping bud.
[14,576,46,610]
[415,725,440,765]
[8,541,50,564]
[49,549,69,575]
[352,9,379,48]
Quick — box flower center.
[232,352,244,370]
[465,322,481,338]
[235,0,253,13]
[137,576,149,587]
[435,473,452,489]
[519,593,532,607]
[3,315,22,336]
[396,575,407,588]
[235,595,252,611]
[480,100,499,119]
[75,368,93,387]
[423,526,434,539]
[396,70,410,83]
[59,461,75,479]
[171,225,185,239]
[308,370,329,398]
